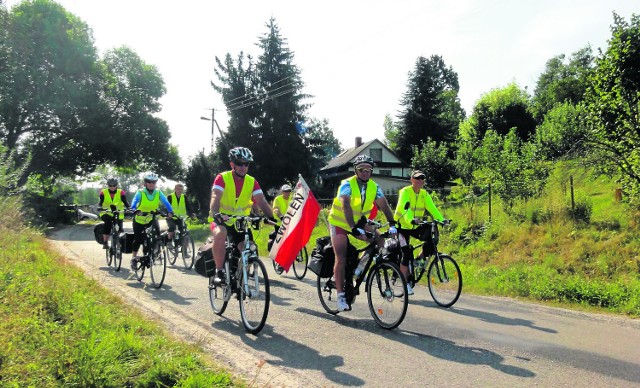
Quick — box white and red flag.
[269,175,320,271]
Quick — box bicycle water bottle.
[354,253,370,277]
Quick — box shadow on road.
[239,324,364,387]
[451,307,558,333]
[295,306,536,380]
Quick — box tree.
[0,1,181,183]
[532,47,595,122]
[213,18,314,192]
[583,13,640,204]
[184,150,216,218]
[461,82,536,142]
[394,55,465,160]
[534,102,588,159]
[411,139,456,188]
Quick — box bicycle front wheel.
[292,247,309,279]
[181,235,195,269]
[239,258,270,334]
[105,240,113,267]
[149,241,167,288]
[134,256,145,281]
[113,236,123,271]
[366,262,408,330]
[427,254,462,307]
[168,240,178,265]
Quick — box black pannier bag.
[417,223,437,256]
[93,223,105,244]
[308,236,334,278]
[119,232,135,254]
[194,242,215,278]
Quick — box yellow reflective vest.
[219,171,255,226]
[100,189,125,220]
[272,194,290,221]
[168,193,186,217]
[328,176,377,230]
[134,189,160,224]
[394,186,443,229]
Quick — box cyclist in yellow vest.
[166,183,194,247]
[98,177,131,249]
[129,173,173,269]
[209,147,276,285]
[394,169,445,295]
[328,154,397,311]
[272,184,292,221]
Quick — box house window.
[379,169,391,176]
[369,148,382,162]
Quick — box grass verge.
[0,196,237,387]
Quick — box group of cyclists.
[97,145,444,314]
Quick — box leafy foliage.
[534,102,589,159]
[531,46,595,122]
[184,150,218,218]
[583,13,640,205]
[0,1,181,184]
[411,139,456,188]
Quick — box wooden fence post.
[570,175,575,211]
[488,183,492,221]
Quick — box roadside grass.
[0,197,238,386]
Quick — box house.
[318,137,411,204]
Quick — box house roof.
[321,139,387,171]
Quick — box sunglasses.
[356,167,372,173]
[108,185,117,188]
[235,162,250,167]
[413,176,426,180]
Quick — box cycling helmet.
[353,154,374,167]
[143,173,159,183]
[106,177,118,186]
[228,146,254,163]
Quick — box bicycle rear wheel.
[168,240,178,265]
[427,254,462,307]
[316,273,339,315]
[292,246,308,279]
[134,256,145,281]
[181,234,195,269]
[239,257,270,334]
[149,241,167,288]
[366,262,408,330]
[105,239,113,267]
[272,258,284,275]
[208,276,229,315]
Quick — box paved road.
[49,224,640,387]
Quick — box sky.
[5,0,638,162]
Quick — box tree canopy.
[0,0,181,184]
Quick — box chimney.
[355,137,363,147]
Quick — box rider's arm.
[255,192,275,219]
[120,190,131,208]
[209,187,223,217]
[423,191,444,222]
[159,192,173,214]
[130,191,141,211]
[98,191,105,207]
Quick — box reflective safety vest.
[272,194,290,221]
[100,189,125,220]
[219,171,254,226]
[134,189,160,224]
[168,193,186,217]
[328,176,377,230]
[394,185,443,228]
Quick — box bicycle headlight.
[248,241,258,252]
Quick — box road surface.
[48,224,640,387]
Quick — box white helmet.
[228,147,254,163]
[143,173,158,183]
[281,184,292,192]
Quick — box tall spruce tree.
[394,55,465,161]
[212,17,312,193]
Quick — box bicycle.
[269,229,309,279]
[316,219,409,330]
[98,206,128,271]
[404,219,462,307]
[131,211,168,289]
[208,214,274,334]
[167,215,196,269]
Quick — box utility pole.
[200,108,219,154]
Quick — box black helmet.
[107,177,118,186]
[228,147,254,163]
[353,154,374,167]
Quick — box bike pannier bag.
[308,236,335,278]
[119,232,135,254]
[194,242,215,278]
[93,223,105,244]
[417,223,436,256]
